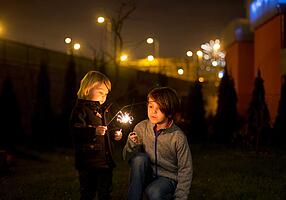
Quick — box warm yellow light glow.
[198,77,204,82]
[212,60,218,66]
[64,37,72,44]
[213,43,220,51]
[196,50,203,58]
[97,16,105,24]
[147,55,154,61]
[177,68,184,75]
[186,50,193,57]
[146,37,154,44]
[0,22,4,35]
[120,54,128,61]
[73,43,81,50]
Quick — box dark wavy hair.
[147,87,181,119]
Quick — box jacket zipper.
[154,131,161,177]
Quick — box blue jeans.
[128,153,177,200]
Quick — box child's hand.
[96,126,107,136]
[114,129,122,141]
[129,132,139,143]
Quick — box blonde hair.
[77,71,111,99]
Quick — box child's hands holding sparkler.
[96,126,107,136]
[129,132,140,144]
[114,129,123,141]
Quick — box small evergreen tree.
[32,60,53,148]
[246,70,271,151]
[186,81,208,143]
[60,55,77,146]
[98,54,107,75]
[273,75,286,148]
[0,78,22,150]
[213,67,238,144]
[157,73,168,87]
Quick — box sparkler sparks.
[106,102,145,127]
[116,111,134,124]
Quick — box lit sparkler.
[116,111,134,124]
[106,102,145,127]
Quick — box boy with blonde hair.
[71,71,121,200]
[123,87,193,200]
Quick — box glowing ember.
[116,111,133,124]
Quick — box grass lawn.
[0,144,285,200]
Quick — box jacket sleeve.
[122,122,144,161]
[174,133,193,200]
[70,107,102,143]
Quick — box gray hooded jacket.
[123,119,193,200]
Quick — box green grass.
[0,144,285,200]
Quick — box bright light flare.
[97,17,105,23]
[120,54,128,61]
[147,55,154,61]
[196,50,203,58]
[64,37,72,44]
[117,111,134,124]
[177,68,184,75]
[73,43,81,50]
[186,50,193,57]
[146,37,154,44]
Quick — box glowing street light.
[186,50,193,57]
[64,37,72,44]
[97,16,105,24]
[64,37,81,54]
[212,60,218,67]
[96,16,114,60]
[196,50,203,58]
[146,37,159,58]
[146,37,154,44]
[198,77,205,83]
[0,22,5,35]
[120,54,128,62]
[177,67,184,75]
[73,43,81,50]
[147,55,154,61]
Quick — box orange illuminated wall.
[254,14,283,123]
[226,41,254,116]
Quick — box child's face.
[88,82,109,104]
[147,97,168,125]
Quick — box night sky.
[0,0,246,59]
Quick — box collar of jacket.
[77,99,101,111]
[149,119,177,135]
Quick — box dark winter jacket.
[70,99,115,170]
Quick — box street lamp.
[96,16,113,59]
[146,37,159,59]
[147,55,154,62]
[64,37,81,55]
[195,50,203,80]
[120,54,128,62]
[177,67,184,75]
[97,16,105,24]
[186,50,193,57]
[185,50,194,80]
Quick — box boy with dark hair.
[123,87,193,200]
